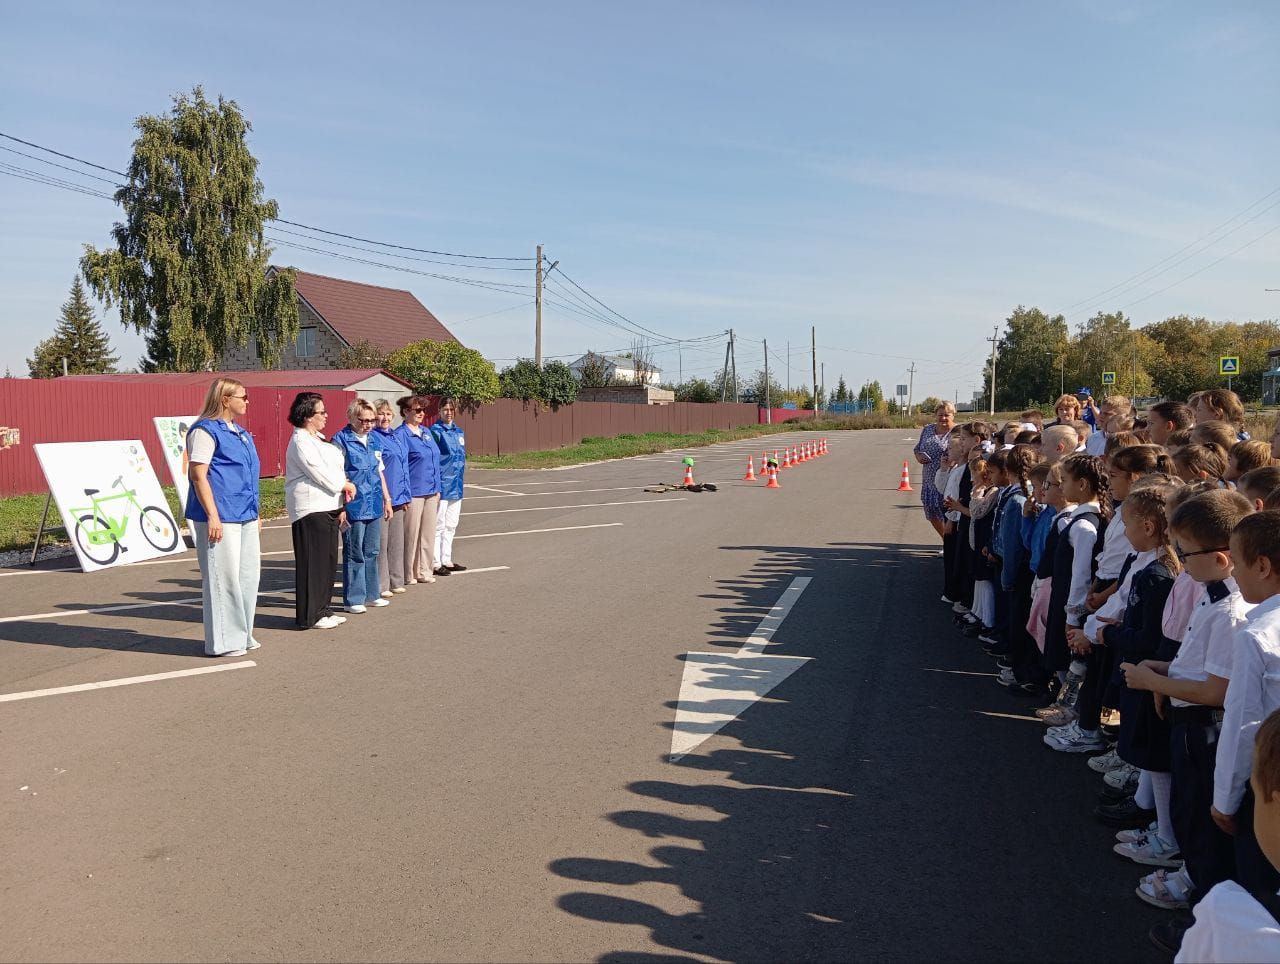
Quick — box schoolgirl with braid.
[1045,453,1113,753]
[1174,444,1229,486]
[990,445,1045,688]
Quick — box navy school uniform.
[949,465,975,609]
[1043,506,1105,673]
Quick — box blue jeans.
[343,517,382,607]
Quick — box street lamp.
[1043,351,1064,399]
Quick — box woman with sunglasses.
[186,377,263,657]
[371,399,412,597]
[286,392,357,631]
[332,398,393,614]
[394,395,441,584]
[430,398,468,575]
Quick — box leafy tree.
[499,358,544,401]
[741,368,785,406]
[674,377,718,403]
[27,277,120,377]
[795,384,815,410]
[338,339,390,370]
[385,340,499,405]
[80,86,297,371]
[576,351,616,388]
[917,396,944,415]
[980,305,1070,409]
[857,380,885,406]
[540,360,578,407]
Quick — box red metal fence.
[0,381,762,495]
[758,407,816,424]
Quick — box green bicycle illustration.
[70,475,180,565]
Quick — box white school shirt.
[1215,594,1280,815]
[284,428,347,523]
[1084,550,1154,644]
[1095,502,1133,581]
[943,464,964,522]
[1167,579,1246,708]
[1175,880,1280,963]
[1085,430,1108,456]
[1064,502,1101,627]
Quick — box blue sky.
[2,1,1277,402]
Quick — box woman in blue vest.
[185,377,262,657]
[332,399,392,613]
[372,399,412,597]
[394,395,442,583]
[430,398,468,575]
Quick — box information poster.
[153,415,198,510]
[34,440,185,573]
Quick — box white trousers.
[192,520,260,655]
[434,498,462,567]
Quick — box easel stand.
[29,491,52,567]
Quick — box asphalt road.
[0,429,1168,963]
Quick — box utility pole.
[907,361,917,415]
[786,340,791,395]
[811,326,818,419]
[763,339,771,421]
[534,244,543,369]
[986,325,999,416]
[820,362,825,412]
[720,333,732,401]
[1132,332,1138,399]
[729,329,739,402]
[678,345,683,386]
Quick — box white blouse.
[285,428,346,523]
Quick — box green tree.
[741,368,785,406]
[27,277,120,378]
[1068,310,1156,398]
[674,377,718,403]
[857,380,885,406]
[834,376,850,403]
[795,384,815,410]
[385,340,500,405]
[338,339,390,370]
[981,306,1070,409]
[576,351,616,388]
[540,360,578,407]
[499,359,544,401]
[80,86,297,371]
[917,395,944,415]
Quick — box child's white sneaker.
[1114,832,1182,868]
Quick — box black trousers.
[1010,569,1048,684]
[1170,720,1235,902]
[293,509,339,628]
[1075,644,1106,731]
[942,531,959,601]
[1235,784,1280,894]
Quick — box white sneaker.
[1117,821,1160,844]
[345,605,367,614]
[1105,763,1140,790]
[419,574,436,584]
[392,586,407,594]
[380,591,394,599]
[1045,724,1105,753]
[952,601,969,614]
[406,579,418,585]
[314,615,342,630]
[219,648,249,657]
[1114,833,1182,868]
[247,639,261,651]
[369,598,390,607]
[332,615,347,624]
[1087,747,1126,773]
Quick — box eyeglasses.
[357,417,376,424]
[1175,545,1229,561]
[1044,480,1062,488]
[314,410,327,417]
[227,393,248,401]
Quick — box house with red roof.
[218,267,459,371]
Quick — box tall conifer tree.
[27,277,120,377]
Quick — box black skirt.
[1118,686,1172,772]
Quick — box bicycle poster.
[33,440,185,573]
[152,415,198,511]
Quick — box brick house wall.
[219,300,349,371]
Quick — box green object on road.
[682,456,695,466]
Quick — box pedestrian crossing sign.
[1101,371,1116,385]
[1220,356,1240,376]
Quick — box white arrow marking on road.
[670,576,812,762]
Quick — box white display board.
[34,440,185,573]
[153,415,198,510]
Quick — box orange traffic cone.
[797,443,806,463]
[897,461,913,491]
[822,438,828,455]
[784,447,793,468]
[683,463,695,487]
[766,461,780,488]
[744,456,756,481]
[803,442,812,461]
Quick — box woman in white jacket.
[285,392,355,630]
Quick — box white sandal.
[1135,868,1191,910]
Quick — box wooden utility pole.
[763,339,771,421]
[729,329,739,402]
[534,244,544,369]
[811,326,818,419]
[720,332,732,401]
[986,326,999,415]
[907,361,917,415]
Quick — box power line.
[547,262,676,341]
[0,131,127,177]
[1114,222,1280,311]
[268,225,534,271]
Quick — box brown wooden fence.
[0,380,761,495]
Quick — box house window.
[296,327,317,358]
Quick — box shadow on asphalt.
[548,541,1170,963]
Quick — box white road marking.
[0,661,257,704]
[457,522,623,540]
[467,486,643,500]
[468,479,587,485]
[440,565,510,574]
[465,484,526,496]
[975,710,1042,723]
[468,498,685,516]
[670,576,813,762]
[0,597,204,624]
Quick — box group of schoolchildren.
[934,387,1280,960]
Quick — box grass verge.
[0,477,287,556]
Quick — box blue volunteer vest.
[431,420,466,501]
[184,418,260,523]
[332,426,384,521]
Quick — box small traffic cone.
[783,447,793,469]
[743,456,756,481]
[803,442,812,461]
[897,461,913,491]
[821,438,828,455]
[797,443,807,463]
[683,463,695,487]
[766,461,780,488]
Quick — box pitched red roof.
[281,268,459,353]
[61,370,412,390]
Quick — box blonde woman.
[394,395,441,583]
[185,377,262,657]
